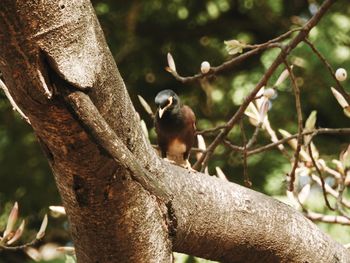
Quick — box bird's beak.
[158,107,166,118]
[158,96,173,118]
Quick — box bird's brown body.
[154,90,196,167]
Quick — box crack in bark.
[40,48,91,91]
[36,135,54,163]
[165,201,178,241]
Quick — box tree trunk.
[0,0,349,262]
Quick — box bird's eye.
[167,96,173,106]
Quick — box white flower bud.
[200,61,211,74]
[263,88,276,99]
[331,87,349,108]
[167,53,176,72]
[36,214,48,239]
[258,99,270,123]
[335,68,347,82]
[3,202,18,239]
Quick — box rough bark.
[0,1,172,262]
[0,0,349,263]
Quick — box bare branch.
[305,211,350,225]
[63,90,172,201]
[169,28,302,83]
[195,125,227,135]
[248,128,350,156]
[193,0,335,170]
[304,38,350,104]
[335,169,350,219]
[308,144,334,210]
[310,174,350,209]
[0,238,40,251]
[223,139,243,152]
[240,121,251,187]
[246,123,262,149]
[284,60,303,191]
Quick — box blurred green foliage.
[0,0,349,262]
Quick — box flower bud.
[200,61,211,74]
[263,88,277,99]
[166,53,176,72]
[331,87,349,108]
[36,214,48,239]
[335,68,347,82]
[258,99,270,123]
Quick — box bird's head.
[155,89,180,118]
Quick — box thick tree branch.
[0,1,172,262]
[167,164,350,262]
[62,89,172,201]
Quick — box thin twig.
[310,174,350,209]
[170,28,302,83]
[247,128,350,156]
[305,211,350,225]
[308,144,334,210]
[304,38,350,104]
[224,128,350,157]
[0,239,40,251]
[223,140,243,152]
[192,0,335,171]
[170,43,280,83]
[335,170,350,219]
[246,123,262,149]
[240,121,251,187]
[263,118,290,158]
[195,125,227,135]
[284,60,303,191]
[287,180,350,225]
[222,124,262,154]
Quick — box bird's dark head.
[155,89,180,118]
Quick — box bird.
[154,89,196,169]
